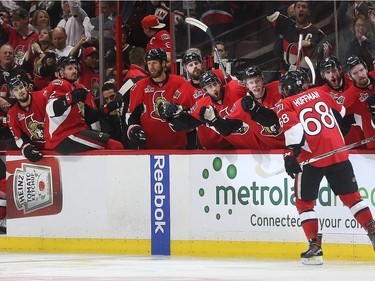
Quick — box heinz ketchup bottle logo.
[13,163,54,214]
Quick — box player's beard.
[17,91,30,104]
[189,68,202,81]
[149,67,163,79]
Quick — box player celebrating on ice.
[276,70,375,265]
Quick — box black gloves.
[103,97,122,114]
[22,143,43,162]
[241,94,259,112]
[158,102,183,120]
[127,125,146,148]
[283,145,302,179]
[367,94,375,114]
[70,88,88,104]
[199,105,218,125]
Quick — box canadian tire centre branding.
[6,157,62,219]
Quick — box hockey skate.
[301,233,323,265]
[366,221,375,251]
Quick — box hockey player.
[44,56,123,154]
[126,48,187,149]
[159,71,246,149]
[343,56,375,149]
[199,66,284,149]
[316,56,364,146]
[277,70,375,265]
[7,77,46,162]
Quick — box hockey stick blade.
[119,79,135,96]
[305,56,316,85]
[185,17,208,33]
[296,33,303,69]
[255,135,375,178]
[185,17,228,83]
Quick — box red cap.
[82,47,98,58]
[141,15,165,29]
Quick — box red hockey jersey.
[276,88,348,167]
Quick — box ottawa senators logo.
[151,90,167,121]
[25,114,44,141]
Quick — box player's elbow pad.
[53,97,70,117]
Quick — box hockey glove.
[69,88,88,104]
[22,143,43,162]
[283,145,302,179]
[241,94,259,112]
[199,105,218,125]
[158,102,183,120]
[127,125,146,148]
[103,99,122,114]
[367,94,375,114]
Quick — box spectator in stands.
[141,15,172,64]
[90,1,115,48]
[44,56,123,154]
[0,7,39,65]
[346,15,375,71]
[51,27,81,58]
[126,48,186,149]
[267,1,330,73]
[79,47,100,99]
[105,24,135,72]
[30,9,51,32]
[0,7,10,46]
[23,27,55,89]
[0,44,34,99]
[57,0,93,46]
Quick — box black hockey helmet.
[297,68,310,83]
[56,56,79,71]
[146,48,167,62]
[236,66,263,81]
[199,71,221,89]
[7,76,28,92]
[319,56,342,78]
[182,52,202,65]
[346,55,367,74]
[279,71,305,98]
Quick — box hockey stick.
[289,34,303,71]
[295,33,303,69]
[255,135,375,178]
[185,17,228,83]
[305,56,316,85]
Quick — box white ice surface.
[0,253,374,281]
